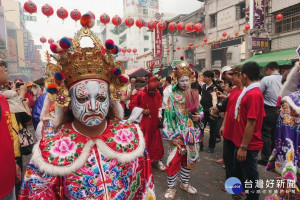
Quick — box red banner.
[155,27,162,57]
[146,58,161,68]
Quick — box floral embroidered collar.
[31,120,145,176]
[173,90,185,103]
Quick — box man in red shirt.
[232,62,265,200]
[0,59,21,199]
[24,82,35,109]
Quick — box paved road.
[23,126,274,200]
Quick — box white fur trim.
[166,147,177,166]
[31,123,145,176]
[40,96,51,121]
[111,100,124,120]
[279,62,300,98]
[54,105,64,126]
[95,123,145,163]
[31,140,94,176]
[282,96,300,115]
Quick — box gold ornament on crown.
[171,60,196,84]
[45,27,128,107]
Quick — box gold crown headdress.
[171,59,196,84]
[45,27,129,107]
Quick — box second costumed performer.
[163,58,204,200]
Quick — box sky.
[17,0,203,62]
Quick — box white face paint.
[69,79,109,126]
[178,76,190,90]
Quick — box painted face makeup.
[69,79,109,126]
[178,76,190,90]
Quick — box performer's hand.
[237,148,247,162]
[142,109,150,115]
[219,126,224,136]
[192,114,200,122]
[15,164,21,183]
[172,139,180,146]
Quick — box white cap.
[221,66,232,74]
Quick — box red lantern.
[136,18,145,29]
[245,24,250,30]
[189,43,193,47]
[100,13,110,25]
[168,22,177,32]
[201,43,204,47]
[48,38,54,44]
[235,31,238,37]
[42,4,54,17]
[125,17,134,28]
[151,53,153,56]
[177,46,181,50]
[57,7,68,20]
[212,40,216,45]
[186,23,195,32]
[112,15,122,26]
[182,47,185,50]
[195,45,199,48]
[144,55,147,58]
[121,48,126,53]
[243,28,247,34]
[70,9,81,21]
[276,13,283,21]
[87,11,95,19]
[157,21,167,31]
[132,48,137,53]
[194,23,203,32]
[227,35,230,40]
[24,1,37,14]
[203,38,207,43]
[127,48,131,53]
[222,32,227,37]
[147,20,156,30]
[167,49,170,53]
[220,38,223,42]
[40,37,46,44]
[177,22,185,32]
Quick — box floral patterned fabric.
[266,91,300,198]
[19,120,155,200]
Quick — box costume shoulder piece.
[31,119,145,176]
[282,90,300,115]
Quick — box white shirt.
[162,85,172,109]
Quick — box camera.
[16,82,24,89]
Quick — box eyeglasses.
[0,61,7,69]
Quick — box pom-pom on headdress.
[45,17,129,108]
[171,56,196,84]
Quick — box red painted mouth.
[83,113,103,121]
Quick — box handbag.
[13,125,34,155]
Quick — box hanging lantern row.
[8,51,44,71]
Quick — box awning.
[234,49,298,67]
[152,66,169,74]
[125,67,150,77]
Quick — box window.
[275,6,300,33]
[210,14,217,28]
[236,2,246,20]
[144,48,149,52]
[227,53,232,60]
[143,9,148,15]
[198,59,205,70]
[144,35,149,40]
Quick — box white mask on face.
[178,76,190,90]
[69,79,109,126]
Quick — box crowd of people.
[0,30,299,200]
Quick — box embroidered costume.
[19,18,155,200]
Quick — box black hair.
[213,69,220,77]
[203,70,214,79]
[130,76,136,80]
[166,76,171,84]
[226,79,233,87]
[194,71,199,79]
[266,62,279,71]
[242,62,260,81]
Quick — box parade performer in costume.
[18,18,155,200]
[163,58,203,200]
[129,76,165,170]
[265,62,300,200]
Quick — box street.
[23,125,274,200]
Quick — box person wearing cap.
[219,66,244,192]
[129,76,165,170]
[24,82,35,110]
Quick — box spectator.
[162,76,172,117]
[198,72,204,86]
[221,66,232,84]
[0,59,21,200]
[191,71,202,95]
[259,62,282,166]
[200,70,219,153]
[124,76,136,118]
[232,61,265,200]
[24,83,35,110]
